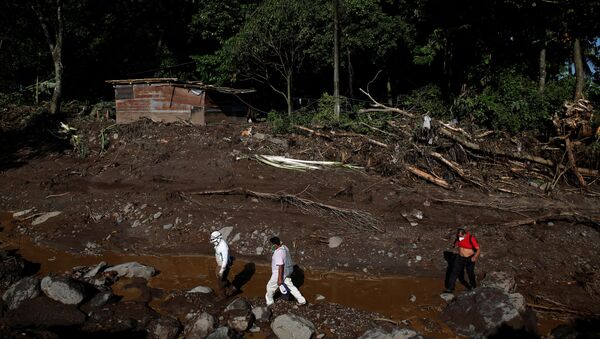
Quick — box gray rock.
[256,246,263,255]
[132,220,141,228]
[481,271,516,292]
[187,285,213,294]
[12,208,35,218]
[41,275,86,305]
[184,312,215,339]
[163,224,174,230]
[253,132,267,140]
[230,233,241,243]
[207,326,232,339]
[83,261,107,278]
[225,297,251,312]
[328,236,343,248]
[409,294,416,303]
[153,212,162,219]
[315,294,326,301]
[31,211,61,225]
[271,313,315,339]
[226,309,253,332]
[359,327,423,339]
[2,276,41,310]
[88,291,114,308]
[148,317,181,339]
[251,306,271,322]
[441,286,531,338]
[219,226,234,240]
[105,262,155,279]
[269,137,288,148]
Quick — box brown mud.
[1,119,600,336]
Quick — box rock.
[41,275,86,305]
[83,261,107,278]
[359,327,423,339]
[0,250,27,290]
[31,211,61,225]
[328,236,343,248]
[226,309,253,332]
[253,132,267,140]
[207,326,232,339]
[163,224,174,230]
[251,306,271,322]
[219,226,234,240]
[315,294,326,301]
[439,293,455,302]
[415,255,422,262]
[441,287,532,338]
[230,233,241,243]
[225,297,251,312]
[250,325,260,333]
[148,316,182,339]
[271,313,315,339]
[251,198,259,203]
[184,312,215,339]
[2,276,41,310]
[105,262,155,279]
[256,246,263,255]
[409,294,416,303]
[5,296,86,327]
[153,212,162,219]
[481,271,516,292]
[82,300,158,333]
[88,291,115,308]
[187,285,213,294]
[132,220,141,228]
[411,209,424,220]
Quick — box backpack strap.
[469,234,476,250]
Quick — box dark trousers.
[446,255,476,291]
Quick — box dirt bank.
[1,118,600,336]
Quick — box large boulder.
[5,296,86,327]
[359,327,423,339]
[187,285,213,294]
[2,276,41,310]
[147,316,182,339]
[225,309,254,332]
[481,271,516,292]
[224,297,251,312]
[0,250,27,290]
[271,313,315,339]
[441,286,532,338]
[252,306,272,322]
[40,275,86,305]
[105,262,155,279]
[184,312,215,339]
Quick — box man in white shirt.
[210,230,234,296]
[265,236,306,306]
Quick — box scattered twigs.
[294,125,388,148]
[498,211,600,229]
[406,165,450,189]
[184,188,382,232]
[358,88,414,118]
[45,192,70,198]
[432,198,540,215]
[430,152,484,188]
[527,303,598,317]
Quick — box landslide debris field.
[1,112,600,338]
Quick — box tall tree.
[31,0,64,115]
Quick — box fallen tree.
[182,188,382,232]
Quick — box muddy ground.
[1,117,600,337]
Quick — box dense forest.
[1,0,599,135]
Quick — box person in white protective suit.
[265,236,306,306]
[210,230,235,296]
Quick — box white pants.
[265,275,306,305]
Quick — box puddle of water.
[0,213,562,337]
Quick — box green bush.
[267,110,291,134]
[402,84,449,118]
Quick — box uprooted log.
[498,211,600,229]
[438,126,599,178]
[294,125,389,148]
[429,151,484,188]
[183,188,382,232]
[406,165,450,189]
[358,88,414,118]
[565,138,587,188]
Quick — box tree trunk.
[538,46,546,93]
[333,0,340,119]
[32,0,64,115]
[286,72,292,116]
[347,48,354,98]
[573,38,585,100]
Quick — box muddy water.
[0,213,559,337]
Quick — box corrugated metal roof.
[105,78,255,94]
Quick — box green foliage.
[267,110,292,134]
[402,84,449,117]
[454,69,578,133]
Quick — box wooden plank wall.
[115,84,205,125]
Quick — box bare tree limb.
[358,88,414,118]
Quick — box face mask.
[458,236,465,241]
[270,245,277,252]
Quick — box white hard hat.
[210,231,222,245]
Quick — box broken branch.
[358,88,414,118]
[406,165,450,189]
[430,152,484,188]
